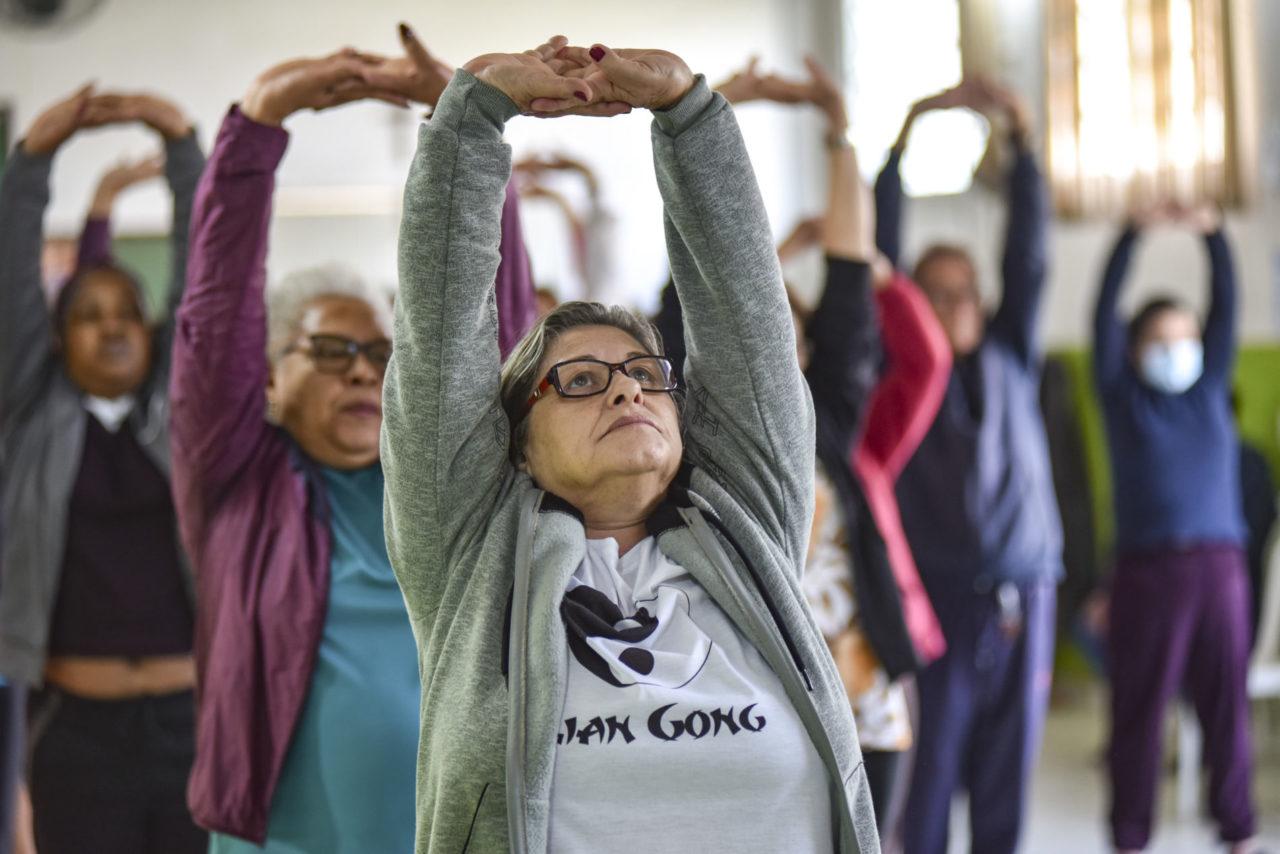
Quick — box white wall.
[0,0,837,312]
[7,0,1278,342]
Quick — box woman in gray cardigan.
[380,34,879,854]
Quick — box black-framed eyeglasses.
[282,334,393,375]
[522,355,678,419]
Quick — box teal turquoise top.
[210,464,420,853]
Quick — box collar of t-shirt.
[84,395,137,433]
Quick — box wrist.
[240,90,288,127]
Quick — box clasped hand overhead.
[240,25,695,127]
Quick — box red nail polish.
[574,91,588,102]
[590,46,605,62]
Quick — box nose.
[607,369,644,407]
[345,351,382,386]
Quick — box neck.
[574,473,669,556]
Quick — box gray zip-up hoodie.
[382,70,879,854]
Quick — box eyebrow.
[562,351,650,362]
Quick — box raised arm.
[873,84,968,268]
[171,51,402,491]
[78,154,165,268]
[642,60,816,563]
[873,148,905,268]
[1,86,178,416]
[1093,224,1139,394]
[169,107,286,490]
[0,131,61,417]
[857,271,952,478]
[801,57,881,446]
[982,80,1049,365]
[380,33,598,613]
[1197,209,1236,383]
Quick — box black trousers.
[28,688,206,854]
[0,682,24,854]
[864,749,906,836]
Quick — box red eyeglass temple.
[523,377,555,416]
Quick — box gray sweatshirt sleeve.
[381,70,520,619]
[0,148,55,418]
[651,78,816,569]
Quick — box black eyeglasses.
[522,355,678,418]
[282,334,393,375]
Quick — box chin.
[606,440,679,475]
[331,430,381,461]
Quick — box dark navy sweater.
[1093,226,1246,554]
[876,146,1063,594]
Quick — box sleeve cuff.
[652,76,717,138]
[217,105,290,171]
[431,70,521,131]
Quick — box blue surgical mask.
[1140,339,1203,395]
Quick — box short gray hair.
[266,263,393,360]
[499,301,671,463]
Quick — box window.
[844,0,989,196]
[1047,0,1243,218]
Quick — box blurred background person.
[0,85,205,854]
[1092,202,1257,854]
[876,76,1061,854]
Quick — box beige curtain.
[1046,0,1245,218]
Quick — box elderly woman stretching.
[169,33,533,852]
[382,35,879,854]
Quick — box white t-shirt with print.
[548,535,833,854]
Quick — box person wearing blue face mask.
[1093,202,1258,854]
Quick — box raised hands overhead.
[715,55,848,133]
[897,75,1030,148]
[1129,199,1222,234]
[22,84,95,155]
[23,85,193,155]
[89,153,165,218]
[548,43,695,113]
[240,49,410,126]
[82,93,192,139]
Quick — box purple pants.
[904,580,1056,854]
[1107,544,1255,849]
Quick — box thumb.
[398,23,438,72]
[588,44,645,89]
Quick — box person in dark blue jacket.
[875,76,1062,854]
[1093,203,1257,854]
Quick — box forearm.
[990,147,1049,361]
[0,147,56,410]
[823,142,872,262]
[169,108,282,481]
[76,217,113,268]
[1093,226,1137,389]
[652,77,815,559]
[161,132,208,323]
[873,148,904,267]
[382,70,518,582]
[1201,229,1237,379]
